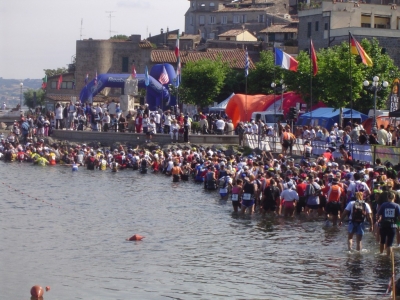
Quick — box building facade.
[298,2,400,66]
[184,0,293,40]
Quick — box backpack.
[352,200,366,223]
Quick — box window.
[269,33,276,41]
[375,24,387,28]
[361,23,371,28]
[242,14,247,23]
[199,15,205,25]
[122,57,129,72]
[307,22,311,37]
[258,15,264,23]
[315,21,319,32]
[209,32,215,39]
[210,2,215,8]
[324,22,328,30]
[210,16,216,24]
[51,81,74,89]
[191,1,194,7]
[221,16,227,24]
[233,15,240,23]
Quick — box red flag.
[175,33,180,58]
[57,74,63,90]
[310,39,318,76]
[131,65,137,78]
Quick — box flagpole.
[349,31,353,159]
[161,63,164,112]
[310,38,313,123]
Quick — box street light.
[363,76,388,133]
[20,82,23,109]
[280,79,286,112]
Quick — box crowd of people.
[1,130,400,257]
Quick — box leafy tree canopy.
[43,68,68,77]
[23,89,45,109]
[180,58,229,108]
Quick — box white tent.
[209,93,235,112]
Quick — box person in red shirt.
[322,149,334,162]
[296,176,308,215]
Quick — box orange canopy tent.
[225,92,326,126]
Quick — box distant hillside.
[0,78,41,107]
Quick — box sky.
[0,0,188,80]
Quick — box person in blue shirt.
[377,191,400,256]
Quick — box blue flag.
[144,66,150,87]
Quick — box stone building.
[298,1,400,66]
[218,29,257,41]
[167,32,202,50]
[184,0,294,40]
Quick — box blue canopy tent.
[296,107,368,129]
[79,64,176,111]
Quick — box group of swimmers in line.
[2,137,400,256]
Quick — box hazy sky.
[0,0,187,80]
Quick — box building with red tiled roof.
[259,22,298,43]
[151,49,255,70]
[218,29,257,42]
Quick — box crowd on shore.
[1,127,400,257]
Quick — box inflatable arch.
[79,64,177,111]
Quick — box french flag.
[274,48,298,72]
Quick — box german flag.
[349,32,373,67]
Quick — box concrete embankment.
[51,130,239,147]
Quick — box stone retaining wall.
[51,130,238,146]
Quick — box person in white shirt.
[2,102,6,110]
[251,121,258,136]
[215,117,225,135]
[154,112,161,133]
[108,100,117,117]
[280,182,299,217]
[170,119,180,142]
[163,111,172,134]
[102,112,110,132]
[55,103,63,129]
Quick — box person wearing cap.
[280,181,299,217]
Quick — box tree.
[43,68,68,77]
[23,89,45,109]
[180,58,229,108]
[247,51,281,94]
[358,38,400,111]
[110,34,129,40]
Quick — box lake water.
[0,162,397,299]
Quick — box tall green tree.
[23,89,45,109]
[247,51,281,94]
[357,38,400,112]
[43,68,68,77]
[180,58,229,108]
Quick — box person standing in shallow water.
[339,192,373,252]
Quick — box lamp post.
[363,76,388,133]
[280,79,286,112]
[20,82,23,109]
[271,82,277,151]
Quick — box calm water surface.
[0,162,397,299]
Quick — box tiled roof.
[259,24,298,33]
[139,40,153,48]
[218,29,247,37]
[216,7,267,12]
[151,49,255,69]
[168,34,200,41]
[45,94,120,103]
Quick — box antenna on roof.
[80,18,84,40]
[105,11,116,38]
